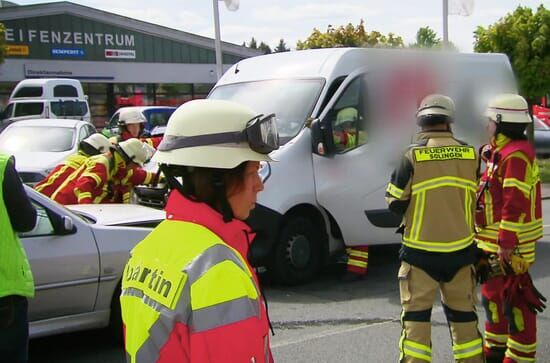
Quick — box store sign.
[5,45,29,56]
[4,28,135,47]
[51,48,85,57]
[104,49,136,59]
[24,63,114,80]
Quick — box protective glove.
[509,254,530,275]
[519,273,547,314]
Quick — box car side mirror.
[61,216,76,235]
[310,119,330,156]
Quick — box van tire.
[108,283,123,345]
[270,217,322,285]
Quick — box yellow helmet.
[153,99,278,169]
[485,93,532,124]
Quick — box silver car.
[22,186,165,338]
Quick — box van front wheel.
[270,217,322,285]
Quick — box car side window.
[78,126,89,142]
[19,202,55,238]
[325,76,368,153]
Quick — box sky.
[11,0,550,52]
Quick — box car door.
[19,196,100,321]
[312,70,401,246]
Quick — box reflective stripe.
[412,176,477,195]
[453,338,483,360]
[465,190,472,230]
[190,296,260,333]
[403,339,432,362]
[349,250,369,258]
[500,219,542,233]
[503,177,531,196]
[77,191,92,201]
[507,338,537,354]
[485,331,508,343]
[410,191,426,241]
[348,259,368,268]
[386,183,404,199]
[505,349,536,363]
[143,172,153,185]
[485,188,494,225]
[403,234,474,253]
[82,171,102,187]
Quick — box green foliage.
[474,5,550,100]
[258,42,272,55]
[412,26,441,48]
[248,37,258,49]
[296,20,404,50]
[274,39,290,53]
[243,37,272,55]
[0,23,5,64]
[537,158,550,183]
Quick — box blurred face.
[486,118,497,139]
[227,161,264,220]
[126,123,141,138]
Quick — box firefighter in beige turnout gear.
[386,94,483,363]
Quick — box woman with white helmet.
[120,99,278,363]
[113,108,163,149]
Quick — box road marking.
[271,320,395,349]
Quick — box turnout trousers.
[398,262,483,363]
[481,276,537,363]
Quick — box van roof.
[7,118,88,128]
[14,78,83,87]
[216,48,511,86]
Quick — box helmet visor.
[158,113,280,155]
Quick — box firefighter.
[113,108,163,149]
[51,138,156,204]
[120,99,277,362]
[386,94,483,363]
[475,94,544,363]
[35,133,111,197]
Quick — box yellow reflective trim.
[485,188,494,225]
[403,234,474,253]
[485,331,508,343]
[475,240,499,253]
[453,338,483,359]
[143,172,153,185]
[500,219,542,233]
[503,178,531,196]
[410,191,426,241]
[77,191,92,201]
[489,301,500,324]
[348,259,368,268]
[507,338,537,353]
[465,190,472,231]
[81,171,102,187]
[191,260,258,311]
[513,307,525,332]
[386,183,404,199]
[505,349,536,363]
[413,145,476,162]
[412,176,477,195]
[403,339,432,362]
[349,250,369,258]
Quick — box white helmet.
[416,94,455,120]
[485,93,532,124]
[118,108,146,126]
[153,99,279,169]
[118,138,153,166]
[81,133,111,154]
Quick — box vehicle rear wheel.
[108,284,123,345]
[270,217,322,285]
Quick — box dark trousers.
[0,295,29,363]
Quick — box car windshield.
[534,117,549,130]
[209,79,324,144]
[0,126,75,152]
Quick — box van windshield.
[209,79,324,144]
[14,102,44,118]
[0,126,75,152]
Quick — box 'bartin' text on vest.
[123,259,186,309]
[414,146,476,162]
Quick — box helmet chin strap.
[212,172,234,223]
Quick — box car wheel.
[108,284,123,344]
[270,217,322,285]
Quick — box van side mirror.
[311,118,333,156]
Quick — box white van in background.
[0,78,91,129]
[208,48,517,285]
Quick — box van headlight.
[258,161,271,183]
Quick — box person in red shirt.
[112,108,163,149]
[51,138,156,204]
[35,133,111,197]
[121,99,278,362]
[476,94,544,363]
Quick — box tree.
[474,5,550,101]
[248,37,258,49]
[0,23,6,64]
[412,26,441,48]
[258,41,272,55]
[296,20,404,49]
[274,39,290,53]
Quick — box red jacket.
[119,130,163,149]
[35,152,88,197]
[122,191,273,363]
[51,152,154,204]
[475,135,542,263]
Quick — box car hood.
[67,203,165,226]
[9,151,73,172]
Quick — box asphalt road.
[28,204,550,363]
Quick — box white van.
[210,48,516,284]
[0,78,91,129]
